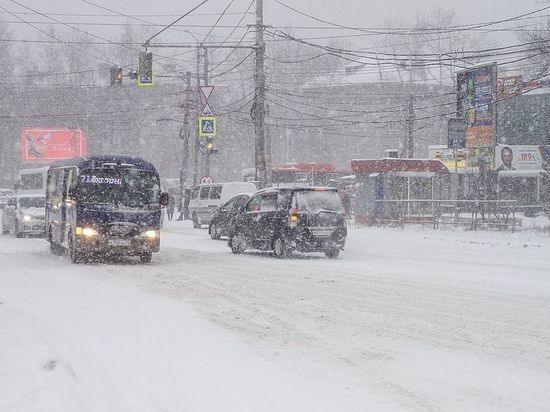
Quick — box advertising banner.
[457,63,497,148]
[21,128,86,162]
[429,146,468,169]
[497,75,523,97]
[494,145,548,171]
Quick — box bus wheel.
[69,236,83,264]
[140,252,152,264]
[49,230,64,256]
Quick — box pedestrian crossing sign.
[198,116,217,137]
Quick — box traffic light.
[116,67,123,85]
[110,66,122,85]
[138,52,153,86]
[206,138,214,154]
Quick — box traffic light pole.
[203,46,210,177]
[177,71,192,221]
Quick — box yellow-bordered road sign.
[199,116,217,137]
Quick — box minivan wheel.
[1,224,8,235]
[273,236,291,259]
[192,213,200,229]
[230,231,246,254]
[325,248,340,259]
[209,223,221,240]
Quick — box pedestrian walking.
[167,193,175,221]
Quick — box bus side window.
[52,170,65,206]
[47,170,62,206]
[47,171,57,201]
[64,168,76,200]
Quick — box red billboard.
[21,128,86,162]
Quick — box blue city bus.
[46,155,168,263]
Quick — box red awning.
[351,159,448,174]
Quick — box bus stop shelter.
[351,158,449,224]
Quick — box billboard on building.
[457,63,497,148]
[494,145,548,171]
[21,128,86,162]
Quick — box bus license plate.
[311,229,333,237]
[108,239,131,246]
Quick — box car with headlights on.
[1,193,46,238]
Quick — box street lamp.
[156,118,190,220]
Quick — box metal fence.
[366,199,522,231]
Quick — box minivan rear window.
[294,190,342,213]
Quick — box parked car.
[208,193,253,239]
[0,188,15,210]
[228,186,347,258]
[188,182,257,228]
[1,193,46,238]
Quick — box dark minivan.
[228,186,347,258]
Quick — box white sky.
[4,0,542,43]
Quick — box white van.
[189,182,257,228]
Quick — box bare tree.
[518,19,550,80]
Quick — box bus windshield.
[76,168,160,208]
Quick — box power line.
[80,0,200,43]
[144,0,209,46]
[272,0,550,36]
[201,0,236,44]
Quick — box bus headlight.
[142,229,159,239]
[76,227,99,237]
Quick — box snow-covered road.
[1,220,549,411]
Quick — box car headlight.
[142,229,159,239]
[23,215,32,221]
[76,227,99,237]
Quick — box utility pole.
[407,95,415,158]
[177,71,192,221]
[254,0,267,188]
[192,47,201,185]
